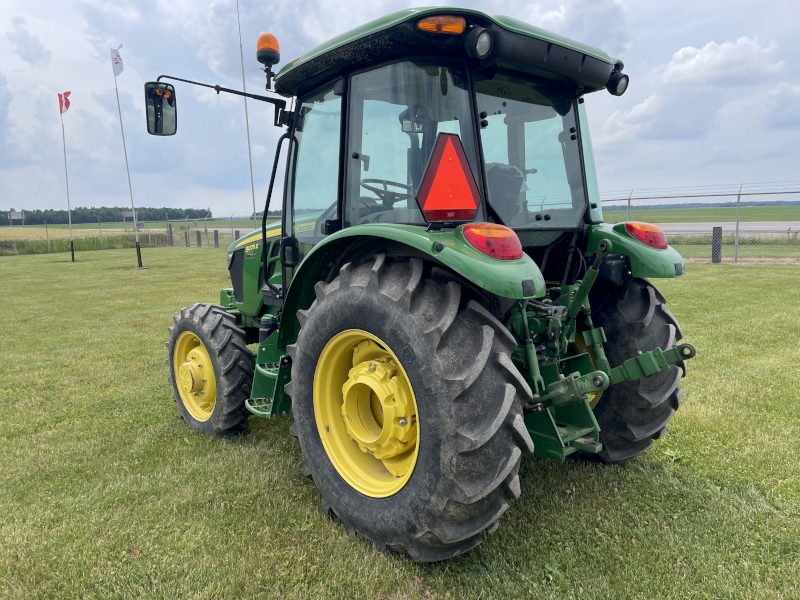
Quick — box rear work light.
[463,223,523,260]
[417,15,466,35]
[625,222,668,249]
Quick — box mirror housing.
[144,82,177,136]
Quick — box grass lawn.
[1,249,798,599]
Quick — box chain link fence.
[4,184,800,261]
[600,182,800,261]
[0,213,275,256]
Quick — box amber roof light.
[417,15,466,35]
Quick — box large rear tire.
[286,255,534,562]
[589,279,686,462]
[167,303,253,437]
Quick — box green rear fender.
[277,223,545,350]
[587,223,685,279]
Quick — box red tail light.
[625,222,668,249]
[463,223,523,260]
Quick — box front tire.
[590,279,686,462]
[286,255,534,562]
[167,303,253,437]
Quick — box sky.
[0,0,798,217]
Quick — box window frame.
[343,57,489,228]
[283,79,346,243]
[472,68,593,232]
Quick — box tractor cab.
[271,9,622,273]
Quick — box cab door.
[281,81,343,287]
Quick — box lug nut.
[398,417,408,426]
[369,364,377,371]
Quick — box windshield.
[345,61,482,227]
[475,72,587,229]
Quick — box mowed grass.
[1,249,798,599]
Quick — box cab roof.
[274,7,622,98]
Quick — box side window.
[578,101,603,222]
[291,85,342,248]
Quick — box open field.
[19,220,265,231]
[603,205,800,223]
[1,250,799,598]
[0,224,266,241]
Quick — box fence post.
[168,223,173,247]
[712,227,722,263]
[185,231,190,247]
[214,230,219,248]
[230,214,235,241]
[196,230,202,247]
[98,220,103,250]
[734,184,742,264]
[45,221,50,253]
[626,190,633,221]
[235,230,240,240]
[147,221,152,247]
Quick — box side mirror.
[144,82,177,136]
[279,236,300,268]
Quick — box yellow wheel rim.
[573,332,603,409]
[314,330,420,498]
[173,331,217,422]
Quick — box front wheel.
[286,255,534,562]
[166,303,253,437]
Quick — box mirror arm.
[155,74,288,127]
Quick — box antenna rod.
[236,0,258,229]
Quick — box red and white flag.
[111,44,124,77]
[58,91,71,114]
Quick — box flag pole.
[235,0,258,229]
[59,110,75,263]
[111,47,143,268]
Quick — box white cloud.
[763,82,800,129]
[656,37,784,86]
[529,0,632,57]
[599,35,788,146]
[601,94,660,143]
[6,16,52,66]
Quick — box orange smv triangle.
[416,133,481,222]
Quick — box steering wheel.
[360,179,411,208]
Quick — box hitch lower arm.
[610,343,696,385]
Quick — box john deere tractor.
[146,8,696,562]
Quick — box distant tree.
[0,207,213,225]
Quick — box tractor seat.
[485,163,526,225]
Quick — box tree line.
[1,207,212,226]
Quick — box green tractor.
[147,8,696,562]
